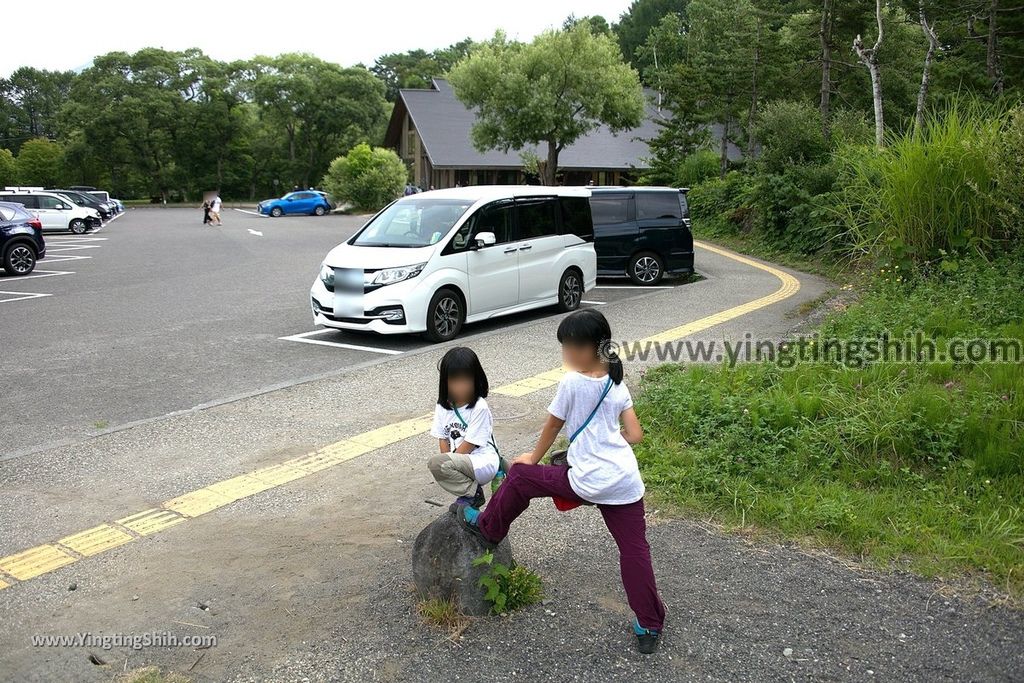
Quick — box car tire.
[3,242,36,276]
[556,268,584,312]
[628,251,665,286]
[424,288,464,343]
[69,219,88,234]
[270,207,283,217]
[314,205,326,216]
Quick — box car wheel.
[424,288,464,343]
[270,207,283,217]
[69,219,88,234]
[314,205,326,216]
[3,243,36,276]
[557,268,584,312]
[628,251,664,285]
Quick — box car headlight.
[319,263,335,287]
[372,263,426,286]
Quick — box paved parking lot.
[0,207,693,458]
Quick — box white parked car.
[0,188,101,233]
[310,186,597,342]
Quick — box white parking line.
[248,229,263,237]
[580,300,607,305]
[45,236,107,243]
[0,269,74,282]
[42,254,92,262]
[279,330,404,355]
[0,290,52,303]
[233,208,263,216]
[43,244,103,252]
[593,285,674,290]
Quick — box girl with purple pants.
[462,309,666,654]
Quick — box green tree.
[371,40,472,101]
[0,148,17,185]
[0,67,74,152]
[614,0,690,74]
[449,25,645,186]
[15,137,65,186]
[321,143,406,212]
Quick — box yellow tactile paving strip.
[0,241,800,592]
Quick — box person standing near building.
[209,193,223,226]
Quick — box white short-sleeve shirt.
[431,397,500,483]
[548,372,644,505]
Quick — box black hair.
[556,309,624,384]
[437,346,489,409]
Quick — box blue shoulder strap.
[569,376,614,444]
[452,405,500,455]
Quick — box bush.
[15,138,65,187]
[0,148,17,186]
[688,172,753,237]
[834,100,1007,265]
[994,105,1024,238]
[321,143,407,213]
[634,250,1024,594]
[674,150,720,187]
[473,551,543,614]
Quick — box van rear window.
[636,192,682,220]
[590,196,631,224]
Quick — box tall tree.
[449,26,644,186]
[371,40,472,101]
[854,0,886,147]
[914,0,941,131]
[614,0,690,75]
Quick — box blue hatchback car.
[257,191,334,217]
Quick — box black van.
[589,187,694,285]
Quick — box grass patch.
[634,249,1024,597]
[694,229,849,281]
[117,667,191,683]
[416,597,471,640]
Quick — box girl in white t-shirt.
[461,309,666,654]
[428,347,501,512]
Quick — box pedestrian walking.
[200,200,211,224]
[209,194,223,226]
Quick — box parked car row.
[309,185,693,342]
[257,190,335,217]
[0,186,123,235]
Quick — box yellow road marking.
[0,240,802,589]
[494,241,800,395]
[116,509,186,536]
[164,488,234,517]
[0,544,77,580]
[59,524,134,557]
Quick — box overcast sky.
[1,0,634,77]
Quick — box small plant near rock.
[117,667,191,683]
[416,597,470,640]
[473,550,543,614]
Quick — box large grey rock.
[412,511,514,616]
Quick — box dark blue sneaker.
[633,618,660,654]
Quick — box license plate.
[333,268,363,317]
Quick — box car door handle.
[503,248,517,254]
[519,245,532,251]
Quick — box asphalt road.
[0,207,690,459]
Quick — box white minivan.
[310,186,597,342]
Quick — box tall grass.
[835,101,1007,263]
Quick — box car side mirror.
[471,231,496,250]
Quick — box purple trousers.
[478,463,667,631]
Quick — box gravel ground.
[226,457,1024,683]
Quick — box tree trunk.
[986,0,1003,94]
[819,0,834,138]
[544,140,560,186]
[719,118,730,179]
[915,1,939,133]
[747,17,761,160]
[853,0,885,148]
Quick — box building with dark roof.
[383,78,740,190]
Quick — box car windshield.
[350,198,473,248]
